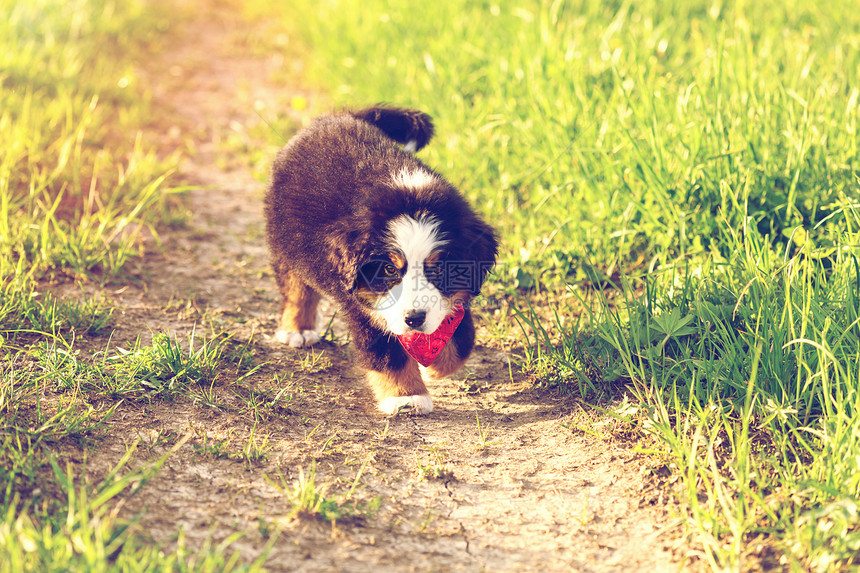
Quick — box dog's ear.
[325,222,371,293]
[447,217,498,295]
[466,220,499,292]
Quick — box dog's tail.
[350,105,434,152]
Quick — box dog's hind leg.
[274,270,321,348]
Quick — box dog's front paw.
[275,329,321,348]
[378,394,433,416]
[419,341,467,380]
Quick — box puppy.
[264,106,497,415]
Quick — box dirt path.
[95,3,689,571]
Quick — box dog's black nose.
[404,309,426,329]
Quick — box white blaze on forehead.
[385,214,445,258]
[374,215,450,336]
[391,167,439,191]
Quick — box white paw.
[378,394,433,416]
[275,329,321,348]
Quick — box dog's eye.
[382,262,399,277]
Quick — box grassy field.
[0,0,258,569]
[2,0,859,570]
[261,0,860,569]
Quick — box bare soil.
[78,3,693,571]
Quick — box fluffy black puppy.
[265,106,497,414]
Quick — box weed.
[475,413,494,450]
[416,509,436,533]
[234,385,295,421]
[191,423,272,467]
[316,431,339,456]
[107,330,251,401]
[295,348,332,373]
[319,311,350,345]
[193,432,234,460]
[256,516,273,540]
[268,462,380,523]
[0,433,264,571]
[374,419,391,442]
[0,279,115,341]
[242,423,272,465]
[188,378,226,409]
[416,445,454,482]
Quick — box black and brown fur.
[264,105,497,414]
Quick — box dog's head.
[350,193,497,336]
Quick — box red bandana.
[396,304,465,367]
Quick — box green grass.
[259,0,858,290]
[4,0,859,568]
[266,461,380,523]
[260,0,860,568]
[1,0,187,286]
[28,330,255,401]
[0,0,188,338]
[0,0,269,569]
[1,329,263,570]
[0,436,269,573]
[1,277,115,341]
